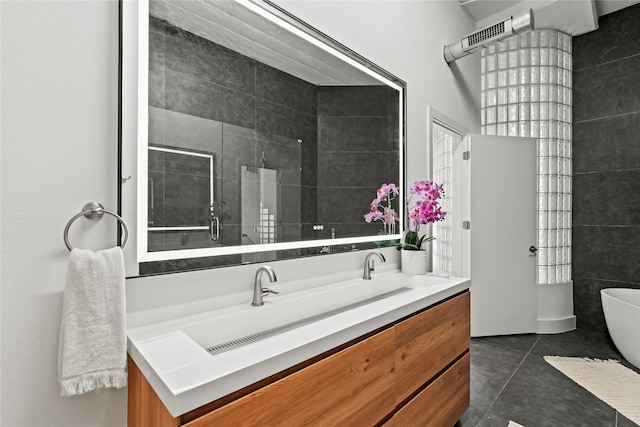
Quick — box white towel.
[58,247,127,396]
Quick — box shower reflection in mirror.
[121,0,405,274]
[147,107,302,255]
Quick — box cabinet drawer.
[394,292,470,404]
[184,328,396,427]
[385,353,470,427]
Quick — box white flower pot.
[401,250,428,275]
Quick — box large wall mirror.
[120,0,406,276]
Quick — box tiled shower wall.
[315,86,400,241]
[572,3,640,333]
[148,17,315,244]
[144,17,396,272]
[145,17,314,272]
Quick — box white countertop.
[126,270,470,417]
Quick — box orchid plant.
[400,180,446,251]
[364,183,399,236]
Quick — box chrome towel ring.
[63,202,129,251]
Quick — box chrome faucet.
[252,266,279,306]
[363,251,386,280]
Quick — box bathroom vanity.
[121,1,468,424]
[127,273,470,426]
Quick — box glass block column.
[432,122,459,275]
[481,30,572,285]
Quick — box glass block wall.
[432,121,460,274]
[481,30,572,285]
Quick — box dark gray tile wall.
[572,3,640,333]
[316,86,400,240]
[151,151,211,226]
[149,17,313,252]
[144,17,399,272]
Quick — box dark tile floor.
[458,329,640,427]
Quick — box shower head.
[443,8,534,64]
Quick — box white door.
[465,134,538,337]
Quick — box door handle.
[210,216,220,241]
[529,246,538,253]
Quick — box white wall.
[273,0,480,183]
[0,1,479,426]
[1,1,125,426]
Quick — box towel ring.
[64,202,129,251]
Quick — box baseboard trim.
[537,315,576,334]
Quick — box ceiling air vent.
[464,21,506,50]
[444,9,534,64]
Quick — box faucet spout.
[252,266,278,306]
[363,251,386,280]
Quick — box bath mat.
[544,356,640,425]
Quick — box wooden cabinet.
[394,290,470,405]
[185,328,396,427]
[129,291,470,427]
[385,354,470,427]
[128,355,180,427]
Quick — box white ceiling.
[458,0,640,36]
[151,0,384,86]
[153,0,640,83]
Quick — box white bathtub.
[601,288,640,369]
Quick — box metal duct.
[444,9,534,64]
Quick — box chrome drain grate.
[205,287,411,356]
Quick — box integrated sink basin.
[203,287,411,356]
[181,278,414,354]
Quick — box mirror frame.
[119,0,407,274]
